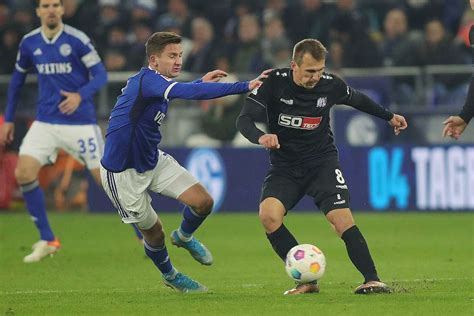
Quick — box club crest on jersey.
[59,43,72,56]
[278,113,322,130]
[316,97,327,108]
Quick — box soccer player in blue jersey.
[100,31,268,293]
[0,0,108,262]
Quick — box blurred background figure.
[416,19,469,107]
[184,17,216,73]
[186,56,243,147]
[231,14,269,73]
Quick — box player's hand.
[201,69,228,82]
[59,90,82,115]
[0,122,14,146]
[249,69,273,91]
[258,134,280,150]
[388,114,408,135]
[442,115,467,140]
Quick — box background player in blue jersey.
[100,32,268,293]
[0,0,107,262]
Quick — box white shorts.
[100,150,199,226]
[19,121,104,169]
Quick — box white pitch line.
[0,277,472,296]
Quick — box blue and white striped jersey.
[5,24,107,124]
[101,67,250,173]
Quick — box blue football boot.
[170,230,213,265]
[162,272,208,293]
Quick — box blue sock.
[144,241,176,277]
[131,224,144,240]
[179,206,208,237]
[21,181,54,242]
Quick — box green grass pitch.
[0,211,473,315]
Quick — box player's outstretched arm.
[388,114,408,135]
[163,69,272,101]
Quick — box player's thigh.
[100,165,156,227]
[260,167,305,213]
[19,121,59,166]
[306,159,350,215]
[59,124,104,170]
[149,150,199,200]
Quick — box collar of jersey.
[41,24,64,44]
[289,70,318,93]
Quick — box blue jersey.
[101,67,250,173]
[4,24,107,124]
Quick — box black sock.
[341,225,379,283]
[266,224,299,261]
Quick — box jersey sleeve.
[74,33,102,69]
[15,39,32,73]
[459,76,473,124]
[332,75,353,104]
[246,74,272,109]
[141,72,250,100]
[141,73,179,99]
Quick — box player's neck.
[41,23,64,40]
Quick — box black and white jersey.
[243,68,393,167]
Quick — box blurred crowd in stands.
[0,0,472,142]
[0,0,472,74]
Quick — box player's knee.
[258,207,283,231]
[194,194,214,215]
[14,165,36,184]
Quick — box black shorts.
[260,158,350,215]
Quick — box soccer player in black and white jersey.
[237,39,408,295]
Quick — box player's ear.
[290,60,297,71]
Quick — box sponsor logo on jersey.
[33,48,43,56]
[154,111,166,126]
[36,63,72,74]
[280,98,293,105]
[59,43,72,56]
[316,97,327,108]
[278,113,322,130]
[334,199,346,205]
[336,185,348,189]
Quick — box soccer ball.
[285,244,326,283]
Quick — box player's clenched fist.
[388,114,408,135]
[258,134,280,149]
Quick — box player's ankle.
[162,269,178,281]
[177,228,192,241]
